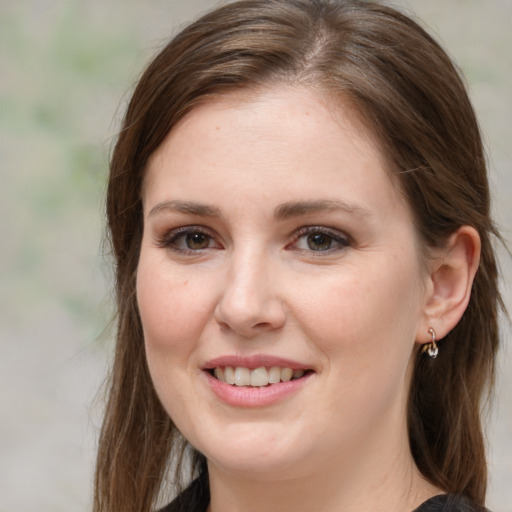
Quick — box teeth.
[268,366,281,384]
[224,366,235,385]
[234,367,251,386]
[293,369,304,379]
[214,367,224,381]
[212,366,307,387]
[250,367,269,387]
[281,367,293,382]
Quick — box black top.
[160,476,489,512]
[413,494,489,512]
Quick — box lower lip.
[204,371,313,408]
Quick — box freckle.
[215,125,220,130]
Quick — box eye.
[156,226,220,253]
[181,231,212,250]
[305,232,335,251]
[290,227,350,253]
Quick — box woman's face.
[137,87,430,479]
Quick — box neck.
[207,419,440,512]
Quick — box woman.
[94,1,504,511]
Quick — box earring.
[422,328,439,359]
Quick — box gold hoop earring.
[422,328,438,359]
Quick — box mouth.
[207,366,313,387]
[203,357,315,406]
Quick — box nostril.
[253,321,273,329]
[214,295,286,337]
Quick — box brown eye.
[290,226,350,254]
[157,227,219,253]
[186,232,211,250]
[307,233,334,251]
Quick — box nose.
[214,249,286,338]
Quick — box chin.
[193,423,315,479]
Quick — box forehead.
[147,86,388,168]
[143,86,405,218]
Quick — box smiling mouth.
[208,366,312,387]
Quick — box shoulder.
[414,494,491,512]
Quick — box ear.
[418,226,481,344]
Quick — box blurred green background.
[1,1,510,511]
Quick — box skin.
[137,87,478,512]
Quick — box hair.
[94,1,504,510]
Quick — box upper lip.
[202,355,312,371]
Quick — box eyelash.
[289,226,351,255]
[155,226,219,254]
[155,225,351,255]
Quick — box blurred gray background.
[1,1,510,511]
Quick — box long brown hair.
[94,1,504,510]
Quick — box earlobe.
[419,226,481,343]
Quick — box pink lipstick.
[202,355,314,407]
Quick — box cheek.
[136,257,212,362]
[291,260,424,441]
[294,257,423,370]
[136,258,212,423]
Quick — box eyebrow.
[148,200,223,219]
[274,199,371,220]
[148,198,371,221]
